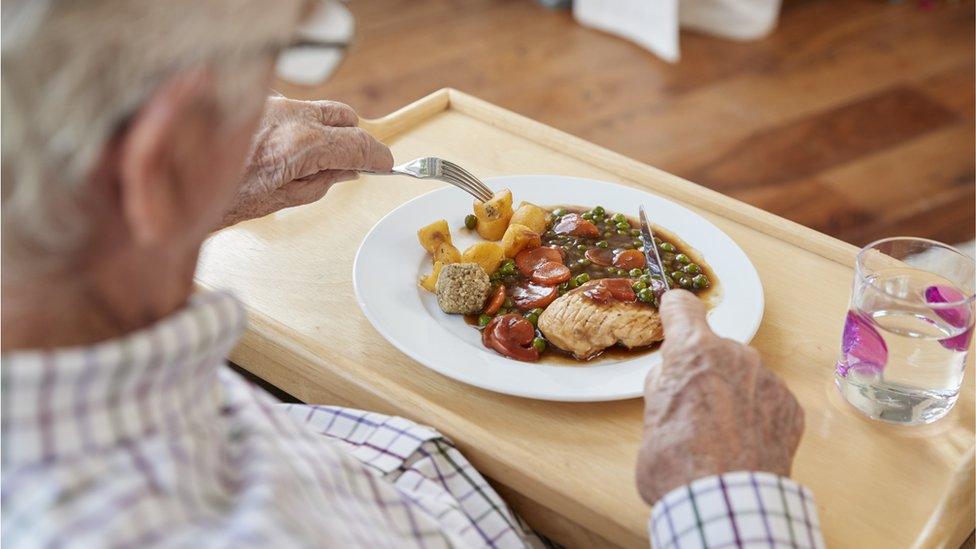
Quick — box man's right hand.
[635,289,805,506]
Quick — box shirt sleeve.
[649,471,825,549]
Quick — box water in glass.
[835,239,974,425]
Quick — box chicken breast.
[537,285,663,360]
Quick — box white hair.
[1,0,305,272]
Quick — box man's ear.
[116,69,215,246]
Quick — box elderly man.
[1,1,823,548]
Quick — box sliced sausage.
[515,246,564,276]
[581,278,637,304]
[483,285,506,315]
[585,247,614,266]
[613,249,646,270]
[510,281,559,310]
[531,261,572,285]
[552,214,600,239]
[482,314,539,362]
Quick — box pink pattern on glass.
[925,285,973,352]
[836,311,888,377]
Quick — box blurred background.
[274,0,975,250]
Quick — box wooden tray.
[196,89,975,548]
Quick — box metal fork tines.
[373,157,493,202]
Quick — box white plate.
[353,176,764,401]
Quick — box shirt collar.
[1,290,246,468]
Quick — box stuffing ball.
[435,263,490,314]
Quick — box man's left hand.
[220,97,393,228]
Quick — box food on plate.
[435,263,491,314]
[432,241,461,264]
[419,261,445,293]
[417,197,713,363]
[509,202,550,234]
[473,189,514,240]
[482,314,542,362]
[501,223,542,258]
[461,242,506,275]
[417,219,453,253]
[538,279,664,360]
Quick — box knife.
[638,205,671,294]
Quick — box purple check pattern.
[1,291,547,548]
[650,472,825,549]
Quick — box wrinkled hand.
[221,97,393,227]
[636,289,804,505]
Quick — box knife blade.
[638,205,671,294]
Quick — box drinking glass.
[835,237,975,425]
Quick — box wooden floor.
[277,0,976,248]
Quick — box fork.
[366,157,493,202]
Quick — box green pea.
[525,312,540,327]
[532,337,547,353]
[633,280,648,292]
[576,244,588,252]
[593,213,605,223]
[630,229,641,237]
[670,271,683,281]
[653,236,662,245]
[639,274,652,285]
[464,214,478,230]
[675,253,691,265]
[612,212,627,223]
[638,288,655,303]
[629,268,643,277]
[574,273,591,285]
[478,314,492,327]
[633,240,644,248]
[562,244,572,251]
[544,230,556,239]
[581,212,594,220]
[596,240,609,249]
[569,278,579,289]
[659,242,676,253]
[593,206,606,216]
[552,208,568,217]
[683,263,702,275]
[615,221,630,231]
[678,276,692,288]
[603,232,614,239]
[661,252,676,263]
[692,274,710,289]
[577,258,592,268]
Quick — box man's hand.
[220,97,393,228]
[636,290,804,505]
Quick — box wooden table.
[196,89,975,548]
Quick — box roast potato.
[501,223,542,258]
[509,202,550,235]
[432,241,461,265]
[417,219,452,253]
[461,242,506,274]
[473,189,514,241]
[419,261,445,293]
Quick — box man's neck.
[2,244,200,352]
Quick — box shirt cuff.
[649,471,825,548]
